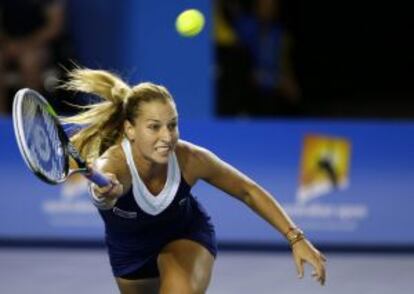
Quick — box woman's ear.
[124,120,136,142]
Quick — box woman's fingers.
[92,173,122,198]
[314,260,326,286]
[292,240,327,285]
[294,255,305,279]
[306,253,326,286]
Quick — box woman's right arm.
[89,146,129,209]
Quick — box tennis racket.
[12,88,110,187]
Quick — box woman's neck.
[132,149,167,181]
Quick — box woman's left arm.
[189,144,327,285]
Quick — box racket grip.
[85,169,111,187]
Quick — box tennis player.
[62,68,326,294]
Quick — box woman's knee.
[159,272,207,294]
[158,239,214,294]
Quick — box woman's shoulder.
[100,144,126,165]
[175,140,209,162]
[175,140,213,185]
[97,144,131,185]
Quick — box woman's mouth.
[155,146,170,154]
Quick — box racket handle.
[85,169,111,187]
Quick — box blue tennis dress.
[93,139,217,277]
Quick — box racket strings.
[20,93,67,182]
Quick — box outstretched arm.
[88,146,128,209]
[187,143,327,285]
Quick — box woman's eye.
[149,125,160,130]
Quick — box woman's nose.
[160,127,172,142]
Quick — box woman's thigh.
[157,239,215,294]
[115,277,160,294]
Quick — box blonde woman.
[62,68,326,294]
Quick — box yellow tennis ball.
[175,9,205,37]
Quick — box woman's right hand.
[91,172,124,200]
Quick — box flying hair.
[60,67,175,161]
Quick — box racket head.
[12,88,69,184]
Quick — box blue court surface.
[1,248,412,293]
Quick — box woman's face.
[125,100,179,165]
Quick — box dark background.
[284,0,414,118]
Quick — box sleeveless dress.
[92,139,217,278]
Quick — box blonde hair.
[61,67,174,160]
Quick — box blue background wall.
[67,0,212,119]
[1,118,414,245]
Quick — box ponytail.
[61,68,131,160]
[61,67,176,161]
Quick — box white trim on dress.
[121,138,181,216]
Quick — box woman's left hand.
[291,239,327,286]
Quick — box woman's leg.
[115,277,160,294]
[157,239,215,294]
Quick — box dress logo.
[113,207,138,219]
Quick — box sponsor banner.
[185,119,414,245]
[1,118,414,245]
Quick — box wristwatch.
[285,228,305,246]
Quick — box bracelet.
[89,184,118,210]
[285,227,305,247]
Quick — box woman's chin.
[152,152,170,164]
